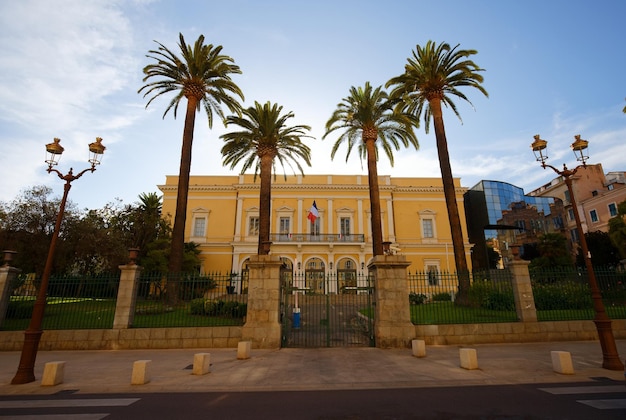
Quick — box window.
[193,217,206,237]
[570,228,579,243]
[248,216,259,236]
[310,217,320,236]
[425,262,440,286]
[279,217,290,234]
[340,217,351,236]
[568,208,575,222]
[589,209,598,223]
[564,190,571,203]
[422,219,434,238]
[608,203,618,217]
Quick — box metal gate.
[280,272,375,348]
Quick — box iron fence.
[407,270,518,324]
[529,266,626,321]
[1,273,119,331]
[133,272,248,328]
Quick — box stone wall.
[1,320,624,351]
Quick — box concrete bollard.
[193,353,211,375]
[41,361,65,386]
[551,351,574,374]
[459,348,478,370]
[131,360,152,385]
[411,339,426,358]
[237,341,252,360]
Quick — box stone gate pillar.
[369,255,414,348]
[508,259,537,323]
[0,256,22,327]
[113,262,142,329]
[241,255,282,349]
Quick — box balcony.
[269,233,365,243]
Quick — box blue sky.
[1,0,625,210]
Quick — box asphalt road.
[1,379,625,419]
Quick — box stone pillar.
[0,264,22,327]
[241,255,282,349]
[113,263,142,329]
[369,255,414,348]
[509,259,537,323]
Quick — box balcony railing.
[269,233,365,243]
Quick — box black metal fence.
[2,273,119,330]
[407,270,518,324]
[133,272,248,328]
[2,266,624,331]
[529,266,626,321]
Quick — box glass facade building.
[464,180,563,269]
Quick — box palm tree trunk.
[429,99,471,304]
[167,97,197,304]
[258,154,273,255]
[365,137,384,256]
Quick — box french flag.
[307,201,319,223]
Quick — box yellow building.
[158,174,470,285]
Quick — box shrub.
[409,293,428,305]
[532,281,592,310]
[468,280,514,310]
[432,292,452,302]
[189,298,247,317]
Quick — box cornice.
[159,183,465,194]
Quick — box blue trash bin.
[293,307,301,329]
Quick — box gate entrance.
[280,272,375,348]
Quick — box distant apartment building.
[158,174,470,290]
[529,164,626,244]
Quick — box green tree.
[138,33,244,277]
[609,199,626,259]
[0,185,79,275]
[576,231,620,267]
[221,101,313,255]
[323,82,418,255]
[387,41,488,302]
[528,232,573,269]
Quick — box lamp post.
[11,137,105,384]
[531,134,623,371]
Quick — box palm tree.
[387,41,488,303]
[221,101,313,255]
[323,82,419,256]
[138,33,244,280]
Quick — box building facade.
[464,180,564,269]
[158,174,470,289]
[529,164,626,245]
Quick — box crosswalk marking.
[538,385,625,395]
[538,384,626,410]
[0,398,139,409]
[578,399,626,410]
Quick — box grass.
[410,301,518,324]
[1,297,244,331]
[2,298,116,330]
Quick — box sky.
[0,0,625,211]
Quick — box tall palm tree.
[387,41,488,302]
[138,33,244,279]
[221,101,313,255]
[323,82,419,256]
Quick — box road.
[1,378,625,419]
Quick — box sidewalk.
[1,340,624,395]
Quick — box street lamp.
[531,134,623,371]
[11,137,105,384]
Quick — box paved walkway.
[0,340,625,395]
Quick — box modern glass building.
[464,180,564,269]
